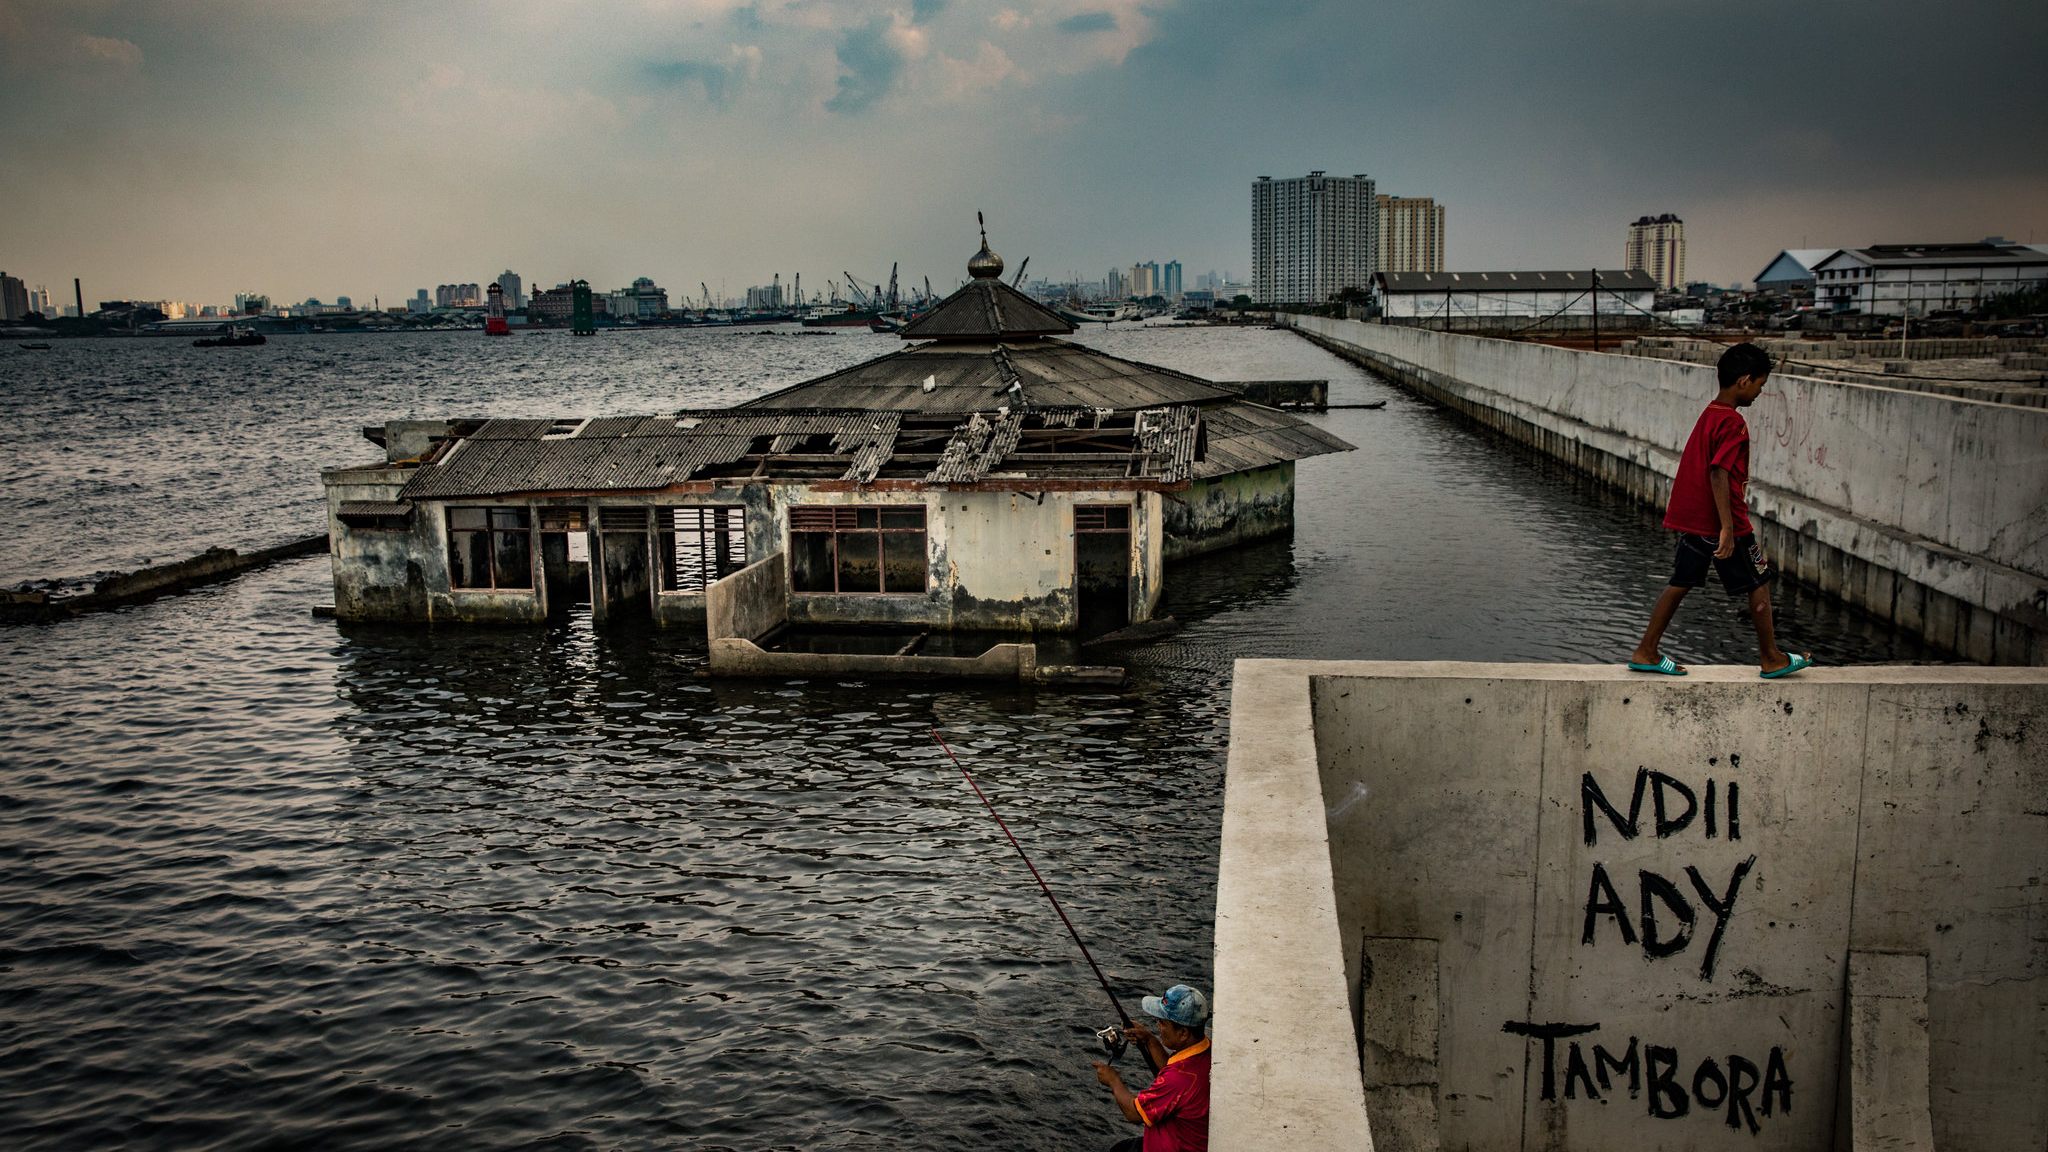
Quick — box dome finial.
[968,210,1004,279]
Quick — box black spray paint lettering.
[1503,1020,1791,1135]
[1582,856,1755,981]
[1583,769,1739,845]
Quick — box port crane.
[842,272,875,307]
[701,282,715,310]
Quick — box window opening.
[447,506,533,590]
[790,505,928,594]
[657,506,749,594]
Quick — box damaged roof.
[395,406,1220,499]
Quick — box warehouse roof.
[1373,270,1659,294]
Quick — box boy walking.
[1628,342,1813,679]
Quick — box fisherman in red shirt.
[1628,341,1813,678]
[1094,983,1210,1152]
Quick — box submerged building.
[321,234,1352,650]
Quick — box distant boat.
[193,328,266,348]
[1054,302,1138,326]
[18,342,52,350]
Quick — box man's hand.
[1715,525,1736,559]
[1121,1020,1156,1046]
[1094,1062,1123,1088]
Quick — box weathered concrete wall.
[1165,461,1297,562]
[1282,316,2048,665]
[1215,660,2048,1151]
[324,479,1163,633]
[706,552,787,643]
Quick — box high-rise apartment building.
[1252,171,1378,304]
[1130,262,1160,298]
[1376,195,1446,274]
[1106,267,1127,299]
[1625,214,1686,291]
[1163,261,1183,300]
[496,270,523,310]
[0,272,27,321]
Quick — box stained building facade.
[1253,172,1378,304]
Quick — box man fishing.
[1093,983,1211,1152]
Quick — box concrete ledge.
[1847,952,1935,1152]
[708,635,1037,681]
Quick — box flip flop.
[1627,656,1686,676]
[1760,653,1813,679]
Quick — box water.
[0,327,1933,1150]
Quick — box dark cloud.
[823,17,901,115]
[911,0,946,24]
[728,4,763,32]
[1057,11,1118,33]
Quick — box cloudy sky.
[3,0,2043,305]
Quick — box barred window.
[789,505,927,594]
[447,506,532,590]
[657,506,748,594]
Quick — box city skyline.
[2,1,2044,304]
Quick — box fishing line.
[930,726,1158,1073]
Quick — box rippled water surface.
[0,327,1933,1150]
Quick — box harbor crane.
[885,262,899,309]
[701,282,714,310]
[842,272,872,307]
[1011,257,1029,288]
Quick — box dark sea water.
[0,327,1933,1150]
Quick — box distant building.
[0,272,26,321]
[1754,249,1837,293]
[1625,214,1686,290]
[1376,195,1446,274]
[614,277,670,319]
[26,284,54,317]
[408,289,431,315]
[1372,269,1658,328]
[236,293,270,316]
[1252,171,1378,304]
[436,283,482,309]
[336,296,353,311]
[1810,243,2048,317]
[1130,262,1159,298]
[1107,267,1127,299]
[1163,261,1183,301]
[530,282,610,322]
[744,281,785,311]
[496,270,524,311]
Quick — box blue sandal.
[1627,656,1686,676]
[1760,653,1813,679]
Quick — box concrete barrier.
[1216,659,2048,1151]
[706,552,788,643]
[707,635,1037,681]
[1281,316,2048,665]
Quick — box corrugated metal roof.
[898,279,1074,340]
[1193,403,1352,480]
[336,500,413,522]
[740,340,1236,413]
[1374,270,1659,294]
[928,411,1025,483]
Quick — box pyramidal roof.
[898,224,1075,341]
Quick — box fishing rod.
[930,727,1158,1074]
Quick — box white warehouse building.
[1371,270,1657,328]
[1811,243,2048,317]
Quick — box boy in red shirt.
[1094,983,1210,1152]
[1628,342,1813,679]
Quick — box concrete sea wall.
[1215,660,2048,1151]
[1281,316,2048,665]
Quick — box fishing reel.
[1095,1025,1128,1061]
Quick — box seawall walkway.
[1280,316,2047,664]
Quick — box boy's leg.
[1747,584,1796,673]
[1631,584,1690,667]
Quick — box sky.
[2,0,2045,305]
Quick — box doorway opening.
[539,507,591,621]
[1075,504,1132,637]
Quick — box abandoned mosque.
[321,237,1351,676]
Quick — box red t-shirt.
[1664,402,1753,536]
[1134,1039,1210,1152]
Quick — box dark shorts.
[1671,532,1776,597]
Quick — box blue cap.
[1140,984,1209,1028]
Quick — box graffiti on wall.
[1580,766,1757,982]
[1501,1019,1792,1134]
[1747,386,1834,471]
